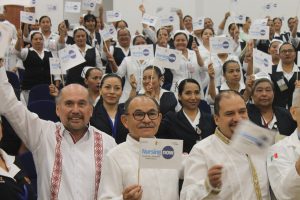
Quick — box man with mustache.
[181,90,271,200]
[0,61,116,200]
[99,95,181,200]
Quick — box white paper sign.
[100,24,116,41]
[231,120,275,155]
[249,25,269,40]
[170,7,179,13]
[49,58,64,75]
[209,37,234,54]
[81,0,97,11]
[47,4,57,12]
[253,18,268,26]
[159,15,175,27]
[232,14,246,24]
[0,23,12,58]
[58,45,85,71]
[141,13,158,27]
[193,17,204,31]
[153,46,182,70]
[20,11,36,25]
[131,45,154,61]
[65,2,81,13]
[106,10,122,23]
[139,138,183,169]
[253,48,272,74]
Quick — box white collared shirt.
[183,109,201,130]
[276,60,299,81]
[0,149,20,180]
[0,66,117,200]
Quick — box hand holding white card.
[253,48,272,74]
[139,138,183,169]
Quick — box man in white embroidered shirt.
[267,88,300,199]
[99,95,181,200]
[0,60,116,200]
[180,90,271,200]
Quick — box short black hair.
[183,15,192,21]
[214,90,244,115]
[99,73,123,89]
[124,94,160,113]
[132,35,146,45]
[30,32,43,41]
[85,67,102,79]
[178,78,201,96]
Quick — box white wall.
[32,0,300,35]
[113,0,300,34]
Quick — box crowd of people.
[1,2,300,200]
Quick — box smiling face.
[174,33,188,51]
[117,29,131,48]
[178,82,201,111]
[74,29,87,48]
[56,84,93,135]
[183,16,193,30]
[214,93,248,139]
[121,96,162,140]
[31,33,44,51]
[252,80,274,108]
[39,16,51,33]
[100,76,122,106]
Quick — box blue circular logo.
[260,29,266,36]
[169,16,174,22]
[149,18,154,23]
[31,0,36,4]
[114,12,119,17]
[162,146,174,159]
[90,3,94,7]
[266,4,271,9]
[73,5,78,10]
[69,50,76,59]
[263,58,269,67]
[222,41,229,49]
[168,54,176,63]
[143,49,150,56]
[28,16,33,21]
[109,28,114,34]
[198,20,203,25]
[273,3,277,8]
[238,15,243,20]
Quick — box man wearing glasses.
[270,42,300,109]
[98,95,181,200]
[267,88,300,199]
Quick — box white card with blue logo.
[65,2,81,13]
[100,24,116,41]
[253,48,272,74]
[81,0,97,11]
[209,37,234,54]
[50,58,64,75]
[106,10,122,23]
[231,14,246,24]
[193,17,204,31]
[249,25,269,40]
[159,15,176,27]
[141,13,158,27]
[231,120,275,155]
[139,138,183,169]
[130,45,154,61]
[153,46,182,70]
[252,18,268,26]
[58,45,85,71]
[20,11,36,25]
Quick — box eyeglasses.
[125,110,159,121]
[280,49,295,54]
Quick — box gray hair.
[292,88,300,107]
